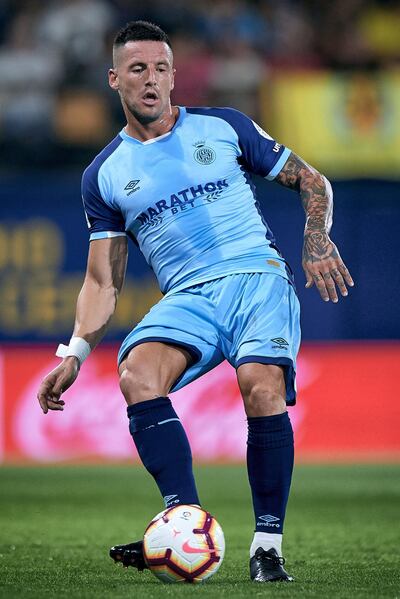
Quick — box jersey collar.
[119,107,186,145]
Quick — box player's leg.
[111,285,224,569]
[111,341,201,569]
[224,272,300,581]
[237,363,294,581]
[118,284,223,509]
[119,341,201,507]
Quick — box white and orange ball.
[143,504,225,583]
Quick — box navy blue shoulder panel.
[187,107,295,288]
[81,135,125,234]
[185,106,286,177]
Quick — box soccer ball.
[143,504,225,583]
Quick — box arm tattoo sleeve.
[275,152,337,262]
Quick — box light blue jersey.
[82,107,292,295]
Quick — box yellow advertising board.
[262,70,400,178]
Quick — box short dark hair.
[113,20,171,49]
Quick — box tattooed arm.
[275,152,354,302]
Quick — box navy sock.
[247,411,294,534]
[128,397,200,508]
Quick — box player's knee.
[242,383,286,417]
[238,364,287,417]
[119,363,162,405]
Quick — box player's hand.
[37,357,80,414]
[302,230,354,303]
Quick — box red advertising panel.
[1,343,399,462]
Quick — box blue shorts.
[118,273,301,405]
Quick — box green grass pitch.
[0,464,399,598]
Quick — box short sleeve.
[223,108,291,179]
[188,107,291,180]
[81,160,126,241]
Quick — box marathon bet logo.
[193,140,216,165]
[271,337,289,350]
[136,179,229,227]
[258,515,280,528]
[124,179,141,195]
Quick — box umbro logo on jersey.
[164,494,179,506]
[258,515,280,527]
[271,337,289,349]
[272,142,281,153]
[124,180,141,195]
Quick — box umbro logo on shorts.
[271,337,289,349]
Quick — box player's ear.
[170,67,176,91]
[109,68,119,91]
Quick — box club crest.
[193,141,216,165]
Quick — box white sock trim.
[250,532,282,558]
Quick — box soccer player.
[37,21,354,583]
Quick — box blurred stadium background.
[1,0,400,464]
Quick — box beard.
[123,98,164,125]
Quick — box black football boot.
[109,540,148,571]
[250,547,294,582]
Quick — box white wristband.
[56,336,91,366]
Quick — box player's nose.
[144,66,157,86]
